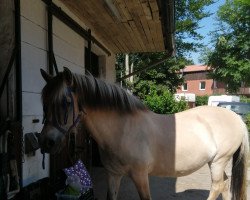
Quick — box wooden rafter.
[59,0,174,54]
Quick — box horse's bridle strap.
[53,111,83,136]
[43,87,84,136]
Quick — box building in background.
[176,65,214,96]
[176,65,250,97]
[176,65,250,107]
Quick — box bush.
[143,84,188,114]
[130,80,187,114]
[240,96,250,103]
[245,113,250,132]
[196,95,209,106]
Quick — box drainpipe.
[158,0,175,54]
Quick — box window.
[182,83,188,91]
[199,81,206,90]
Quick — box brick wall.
[177,79,214,96]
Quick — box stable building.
[0,0,175,199]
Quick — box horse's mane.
[42,72,147,114]
[73,73,147,113]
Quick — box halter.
[43,87,84,137]
[41,87,84,169]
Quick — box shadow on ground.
[91,167,222,200]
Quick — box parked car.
[208,95,240,106]
[217,102,250,121]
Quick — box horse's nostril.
[46,139,55,149]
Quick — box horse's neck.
[83,109,126,148]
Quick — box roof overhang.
[59,0,175,54]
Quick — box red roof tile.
[182,65,210,72]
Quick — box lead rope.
[66,132,74,166]
[66,111,84,165]
[40,86,86,169]
[41,111,84,169]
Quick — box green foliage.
[116,0,215,88]
[132,81,187,114]
[196,95,209,106]
[245,113,250,132]
[116,0,215,113]
[175,0,214,57]
[239,95,250,132]
[144,89,187,114]
[205,0,250,93]
[116,53,191,93]
[240,96,250,103]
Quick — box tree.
[205,0,250,93]
[116,53,191,93]
[116,0,215,114]
[175,0,214,57]
[116,0,214,87]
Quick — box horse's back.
[176,105,246,142]
[180,106,246,136]
[149,106,246,176]
[176,106,246,159]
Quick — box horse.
[39,67,249,200]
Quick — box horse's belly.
[150,152,213,177]
[174,154,212,176]
[150,136,217,177]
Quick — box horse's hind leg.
[207,161,230,200]
[221,172,231,200]
[107,173,122,200]
[130,170,151,200]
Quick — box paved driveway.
[91,158,250,200]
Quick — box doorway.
[84,48,102,167]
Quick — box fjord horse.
[39,68,248,200]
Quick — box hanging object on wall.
[24,132,40,155]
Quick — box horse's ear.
[40,69,52,82]
[63,67,73,86]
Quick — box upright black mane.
[42,70,147,124]
[42,71,147,115]
[73,73,147,112]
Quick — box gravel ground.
[91,158,250,200]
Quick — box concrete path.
[91,159,250,200]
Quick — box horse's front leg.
[131,170,151,200]
[106,173,122,200]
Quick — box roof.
[182,65,211,73]
[59,0,175,54]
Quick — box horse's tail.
[231,126,249,200]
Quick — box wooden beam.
[51,0,175,53]
[42,0,112,56]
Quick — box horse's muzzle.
[39,127,64,154]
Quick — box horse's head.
[39,67,82,154]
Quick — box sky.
[189,0,225,64]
